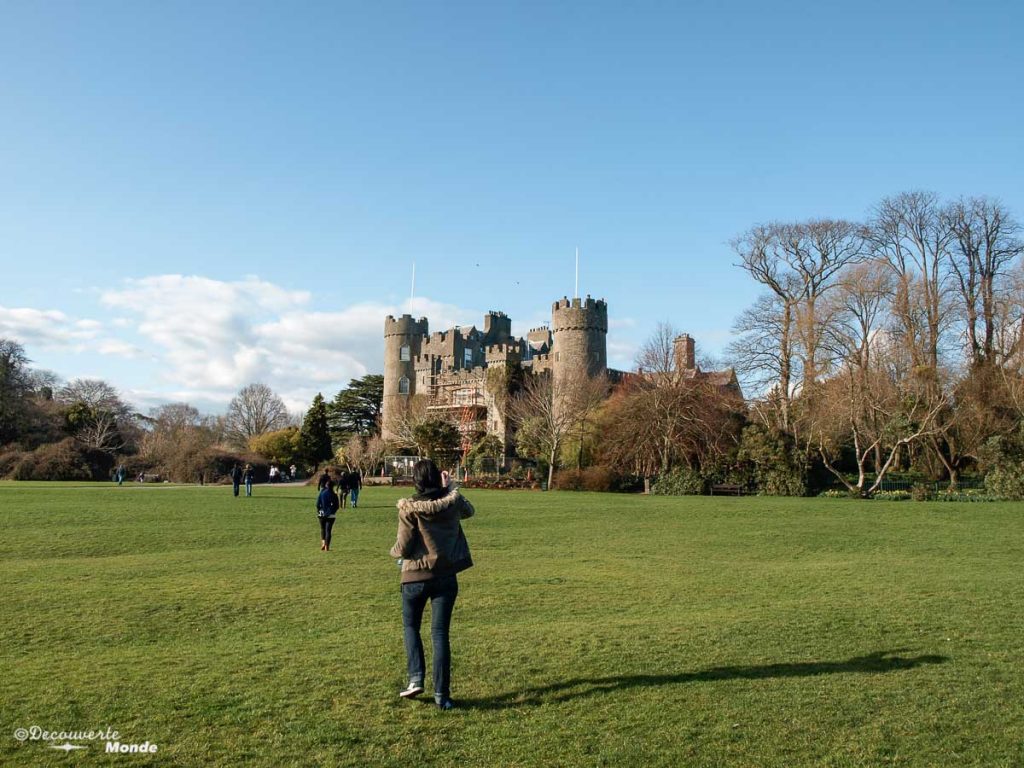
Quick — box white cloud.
[0,305,101,349]
[99,275,482,411]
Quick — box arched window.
[398,377,410,395]
[399,345,411,362]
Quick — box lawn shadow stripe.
[460,649,949,710]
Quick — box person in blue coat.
[317,479,340,551]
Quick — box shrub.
[872,489,911,501]
[0,447,26,478]
[736,425,807,497]
[205,451,269,484]
[553,468,583,491]
[580,466,615,492]
[651,467,705,496]
[818,489,850,499]
[10,438,113,481]
[910,483,934,502]
[985,464,1024,500]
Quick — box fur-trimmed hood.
[390,487,474,582]
[396,487,465,518]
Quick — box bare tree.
[731,219,867,427]
[384,394,432,452]
[808,339,947,496]
[870,191,953,376]
[140,402,218,481]
[635,321,678,379]
[729,293,797,426]
[57,378,135,453]
[224,383,289,447]
[509,370,606,489]
[363,434,387,476]
[945,196,1024,368]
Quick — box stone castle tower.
[382,314,428,437]
[550,296,608,395]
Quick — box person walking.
[230,463,243,497]
[115,464,125,486]
[243,464,255,497]
[337,469,351,509]
[348,469,362,508]
[317,467,331,492]
[290,464,297,481]
[390,459,474,711]
[317,479,340,551]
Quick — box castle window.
[464,348,473,367]
[398,376,410,395]
[399,345,411,362]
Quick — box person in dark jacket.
[336,469,351,509]
[316,479,340,551]
[317,468,331,492]
[230,463,242,497]
[348,470,362,508]
[389,459,474,711]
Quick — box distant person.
[337,469,351,509]
[390,459,474,711]
[243,464,255,497]
[230,463,243,496]
[269,465,278,484]
[290,464,297,481]
[317,468,331,492]
[348,469,362,508]
[115,464,125,486]
[316,479,340,551]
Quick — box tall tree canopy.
[328,374,384,443]
[299,393,333,469]
[224,383,289,447]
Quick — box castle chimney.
[674,334,695,371]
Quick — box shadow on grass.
[460,650,948,710]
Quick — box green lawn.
[1,483,1022,767]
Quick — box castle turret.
[482,311,512,345]
[674,333,696,372]
[551,295,608,396]
[382,314,428,441]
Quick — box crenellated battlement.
[551,295,608,333]
[384,314,429,337]
[551,295,607,313]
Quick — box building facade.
[381,295,740,447]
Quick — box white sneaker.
[399,682,424,699]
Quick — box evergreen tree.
[299,393,333,469]
[327,374,384,443]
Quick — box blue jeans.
[350,488,359,507]
[233,482,240,497]
[402,575,458,699]
[245,479,253,497]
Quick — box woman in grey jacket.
[389,459,474,710]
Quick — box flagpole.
[410,261,416,312]
[575,246,579,299]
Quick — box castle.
[381,296,740,447]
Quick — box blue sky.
[2,1,1022,412]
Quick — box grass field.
[1,482,1022,767]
